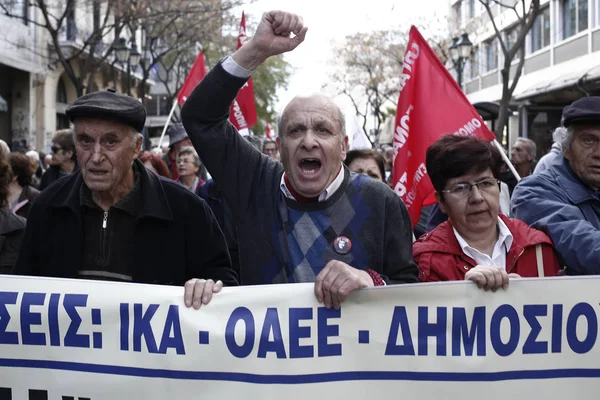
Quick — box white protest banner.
[1,275,600,399]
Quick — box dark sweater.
[181,62,418,285]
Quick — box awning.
[473,101,517,120]
[467,48,600,103]
[0,95,7,113]
[515,61,600,100]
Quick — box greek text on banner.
[1,276,600,399]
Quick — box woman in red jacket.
[413,135,561,291]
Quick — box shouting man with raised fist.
[182,11,418,309]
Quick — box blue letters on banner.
[63,294,90,348]
[21,292,46,346]
[257,308,286,359]
[490,305,520,357]
[452,307,486,356]
[289,308,314,359]
[0,291,18,345]
[317,307,342,357]
[226,307,255,358]
[566,302,597,354]
[385,306,415,356]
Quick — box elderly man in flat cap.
[16,89,238,308]
[512,96,600,275]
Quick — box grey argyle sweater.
[181,62,418,285]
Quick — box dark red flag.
[392,26,496,226]
[229,12,257,130]
[177,51,207,106]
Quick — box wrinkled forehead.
[73,117,132,136]
[573,124,600,136]
[281,95,341,127]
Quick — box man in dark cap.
[163,123,193,180]
[16,89,238,308]
[511,96,600,275]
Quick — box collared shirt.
[79,164,142,282]
[280,167,345,202]
[453,217,514,269]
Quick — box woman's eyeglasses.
[440,178,500,197]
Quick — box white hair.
[0,140,9,156]
[552,127,567,149]
[515,137,537,157]
[26,150,40,162]
[561,126,576,151]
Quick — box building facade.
[0,0,148,152]
[451,0,600,157]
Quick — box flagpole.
[492,139,521,182]
[156,100,179,150]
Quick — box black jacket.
[0,210,26,273]
[39,164,80,191]
[198,179,240,276]
[16,159,238,286]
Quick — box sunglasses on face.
[51,146,62,154]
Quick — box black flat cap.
[66,88,146,132]
[562,96,600,128]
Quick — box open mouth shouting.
[298,158,322,178]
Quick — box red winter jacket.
[413,214,561,282]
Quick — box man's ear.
[341,135,349,161]
[134,135,143,157]
[434,191,448,214]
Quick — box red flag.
[229,12,257,130]
[265,121,273,139]
[177,51,207,105]
[392,26,496,226]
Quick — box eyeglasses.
[51,146,62,154]
[264,148,277,154]
[441,178,500,197]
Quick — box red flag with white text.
[392,26,496,226]
[229,12,258,130]
[177,51,207,105]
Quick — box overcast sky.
[236,0,450,114]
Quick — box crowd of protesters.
[1,11,599,308]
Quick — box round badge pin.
[333,236,352,255]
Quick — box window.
[470,46,479,79]
[159,95,170,116]
[505,26,521,60]
[4,0,28,24]
[453,1,462,29]
[56,79,69,130]
[561,0,588,39]
[530,6,551,52]
[143,97,158,116]
[468,0,476,19]
[485,39,498,72]
[56,79,67,104]
[66,7,77,41]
